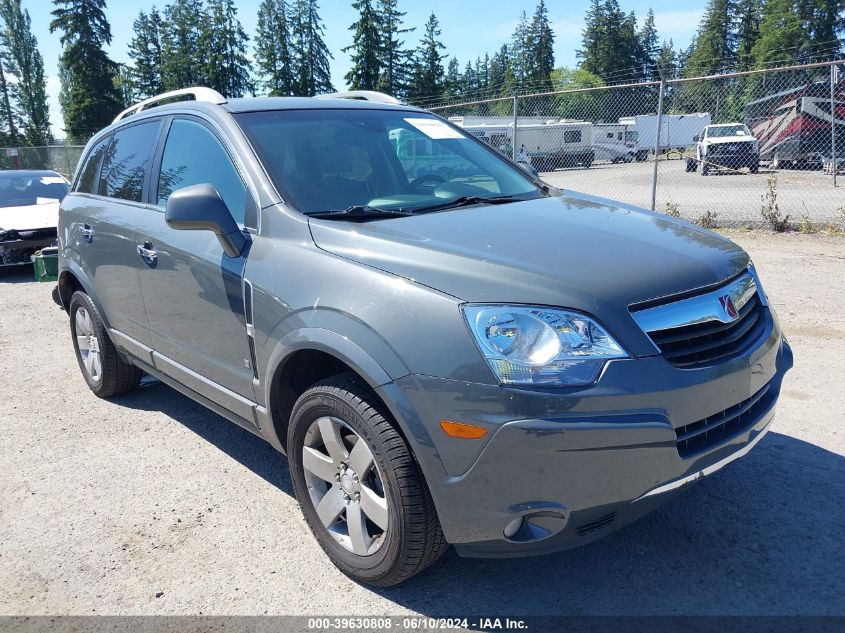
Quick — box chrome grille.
[632,271,771,369]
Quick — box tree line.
[0,0,842,145]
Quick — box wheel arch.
[58,262,108,328]
[262,329,406,453]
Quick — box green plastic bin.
[32,246,59,282]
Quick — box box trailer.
[619,113,711,160]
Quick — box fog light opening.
[503,511,567,543]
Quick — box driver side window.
[157,119,248,225]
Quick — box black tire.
[69,290,142,398]
[287,373,448,586]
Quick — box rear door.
[63,119,163,356]
[135,116,256,415]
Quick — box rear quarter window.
[74,136,110,194]
[98,120,161,202]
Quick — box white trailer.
[619,113,711,160]
[453,117,595,170]
[592,123,638,163]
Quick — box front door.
[136,117,256,413]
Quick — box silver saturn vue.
[57,88,792,586]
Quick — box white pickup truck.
[685,123,760,176]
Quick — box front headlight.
[463,305,628,386]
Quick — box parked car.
[58,87,792,586]
[686,123,760,175]
[0,169,68,266]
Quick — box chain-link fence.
[429,60,845,231]
[0,145,84,179]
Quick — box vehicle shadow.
[109,381,843,615]
[0,266,36,283]
[113,379,294,496]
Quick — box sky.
[24,0,705,137]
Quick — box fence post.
[650,80,665,211]
[512,94,518,161]
[831,63,838,188]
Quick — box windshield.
[0,173,68,208]
[235,109,542,215]
[707,125,750,138]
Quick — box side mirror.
[165,183,247,258]
[518,162,539,179]
[693,134,700,142]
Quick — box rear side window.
[564,130,582,144]
[157,119,247,225]
[75,136,110,194]
[98,121,160,202]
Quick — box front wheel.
[287,374,447,586]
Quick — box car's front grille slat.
[660,306,762,360]
[674,382,775,457]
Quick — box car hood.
[308,192,749,353]
[704,135,756,144]
[0,200,59,232]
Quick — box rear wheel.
[69,291,141,397]
[287,374,447,586]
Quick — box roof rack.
[113,87,227,123]
[315,90,401,105]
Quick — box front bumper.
[378,316,792,557]
[0,228,57,266]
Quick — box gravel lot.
[0,231,843,616]
[543,161,845,227]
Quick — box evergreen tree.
[204,0,251,97]
[489,44,510,94]
[409,13,446,99]
[344,0,381,90]
[50,0,123,142]
[509,10,531,87]
[375,0,413,97]
[161,0,206,91]
[656,39,679,77]
[0,55,18,141]
[638,8,659,75]
[127,7,164,99]
[526,0,555,90]
[732,0,762,69]
[577,0,642,81]
[750,0,810,66]
[0,0,50,144]
[684,0,732,76]
[807,0,844,57]
[443,56,461,98]
[290,0,333,95]
[254,0,294,96]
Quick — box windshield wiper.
[407,193,541,215]
[308,205,414,220]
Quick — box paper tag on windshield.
[39,176,66,185]
[404,118,466,140]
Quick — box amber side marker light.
[439,420,488,439]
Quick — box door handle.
[137,241,157,265]
[80,224,94,240]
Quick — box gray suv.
[58,87,793,586]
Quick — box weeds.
[761,174,791,232]
[664,202,681,218]
[696,210,718,229]
[798,214,814,234]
